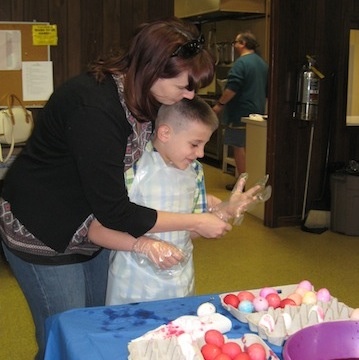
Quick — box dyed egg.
[287,292,303,306]
[294,286,309,297]
[302,290,317,305]
[201,343,222,360]
[265,292,281,308]
[316,288,331,302]
[223,294,240,308]
[238,300,254,313]
[297,280,313,291]
[221,341,243,358]
[246,343,267,360]
[253,296,269,312]
[259,287,277,298]
[280,298,296,308]
[237,291,255,302]
[204,329,225,347]
[197,302,216,317]
[233,354,251,360]
[213,354,231,360]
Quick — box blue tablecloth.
[45,294,283,360]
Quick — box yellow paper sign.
[32,24,58,46]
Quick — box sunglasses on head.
[171,34,205,58]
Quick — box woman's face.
[150,71,195,105]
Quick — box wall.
[0,0,173,91]
[265,0,359,227]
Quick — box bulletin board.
[0,22,51,107]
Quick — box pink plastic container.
[283,321,359,360]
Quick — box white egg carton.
[128,333,280,360]
[219,284,354,347]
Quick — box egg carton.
[220,284,298,323]
[251,297,353,346]
[128,333,280,360]
[220,285,354,347]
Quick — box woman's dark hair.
[88,17,215,122]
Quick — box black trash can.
[331,172,359,236]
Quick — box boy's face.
[160,121,213,170]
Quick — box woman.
[0,17,256,360]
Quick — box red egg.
[223,293,240,308]
[246,343,266,360]
[213,354,232,360]
[205,329,225,347]
[280,298,297,308]
[201,343,222,360]
[265,292,281,308]
[221,341,242,358]
[233,353,251,360]
[237,291,255,302]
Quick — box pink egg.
[253,296,269,312]
[259,287,277,298]
[297,280,313,291]
[316,288,331,302]
[302,290,317,304]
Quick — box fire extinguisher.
[294,55,325,121]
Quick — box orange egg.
[287,292,302,305]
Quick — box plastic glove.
[210,173,272,225]
[132,236,185,270]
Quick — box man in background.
[213,31,268,191]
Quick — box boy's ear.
[157,124,171,142]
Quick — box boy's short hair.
[156,96,219,133]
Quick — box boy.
[106,96,220,305]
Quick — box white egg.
[197,302,216,317]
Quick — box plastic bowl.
[283,320,359,360]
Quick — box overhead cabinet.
[175,0,266,20]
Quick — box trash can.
[331,171,359,236]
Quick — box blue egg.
[238,299,254,313]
